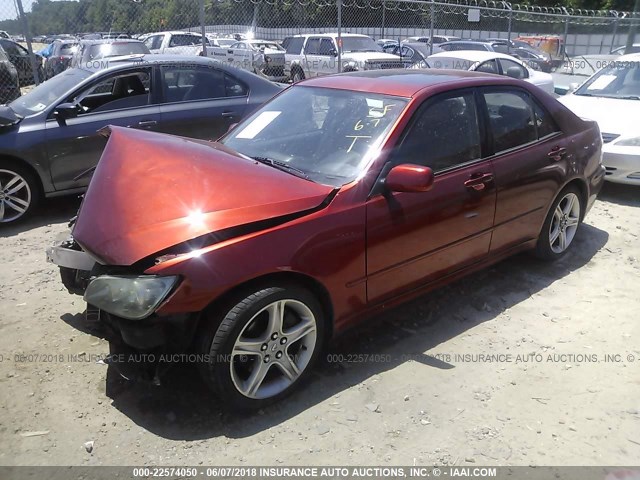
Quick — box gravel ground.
[0,183,638,466]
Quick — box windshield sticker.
[235,111,281,139]
[587,74,616,90]
[366,98,384,109]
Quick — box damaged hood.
[73,126,335,265]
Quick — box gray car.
[0,55,284,224]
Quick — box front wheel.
[198,284,325,410]
[535,186,582,260]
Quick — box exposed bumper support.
[46,237,96,295]
[46,243,96,271]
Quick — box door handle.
[137,120,157,127]
[547,146,567,162]
[464,172,494,191]
[221,111,236,118]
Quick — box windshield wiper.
[251,156,309,180]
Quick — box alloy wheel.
[0,169,32,223]
[548,192,580,254]
[230,299,317,399]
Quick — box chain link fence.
[0,0,638,95]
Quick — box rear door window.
[483,89,537,153]
[499,58,529,79]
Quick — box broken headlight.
[83,275,179,320]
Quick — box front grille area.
[601,132,620,143]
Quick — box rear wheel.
[535,186,582,260]
[198,284,325,410]
[0,162,40,224]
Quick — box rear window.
[87,42,149,60]
[60,43,77,55]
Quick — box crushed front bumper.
[46,236,96,295]
[47,236,199,352]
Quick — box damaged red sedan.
[49,70,605,409]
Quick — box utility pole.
[199,0,207,54]
[15,0,40,85]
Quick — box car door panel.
[482,87,568,252]
[366,164,496,303]
[45,106,162,191]
[45,68,160,191]
[365,90,496,303]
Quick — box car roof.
[441,40,492,45]
[428,50,517,62]
[78,54,218,73]
[299,69,518,97]
[79,39,144,45]
[618,52,640,60]
[146,31,200,36]
[292,33,370,38]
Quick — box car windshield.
[341,36,381,53]
[9,68,92,116]
[87,42,147,60]
[575,61,640,99]
[222,86,408,187]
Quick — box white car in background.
[425,50,555,95]
[558,54,640,185]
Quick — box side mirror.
[329,48,338,57]
[227,122,239,132]
[53,102,80,120]
[568,82,580,93]
[386,164,434,193]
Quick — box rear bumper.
[586,165,606,216]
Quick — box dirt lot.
[0,183,638,467]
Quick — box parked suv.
[284,33,409,81]
[43,39,79,79]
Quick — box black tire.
[534,185,582,261]
[198,283,326,410]
[291,67,305,83]
[0,160,41,224]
